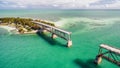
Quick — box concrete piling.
[67,40,72,47]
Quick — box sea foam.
[55,17,120,34]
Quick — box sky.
[0,0,120,9]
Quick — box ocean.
[0,9,120,68]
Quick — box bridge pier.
[94,54,102,64]
[67,40,72,47]
[51,33,57,39]
[38,29,47,33]
[43,30,47,33]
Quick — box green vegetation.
[0,17,55,33]
[34,19,55,26]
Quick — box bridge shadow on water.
[74,58,102,68]
[36,32,67,47]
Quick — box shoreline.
[0,25,17,32]
[23,30,38,34]
[0,17,55,35]
[0,25,37,34]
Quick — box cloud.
[106,1,120,9]
[0,0,27,8]
[0,0,120,9]
[53,0,100,9]
[89,0,120,9]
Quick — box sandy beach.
[0,25,17,32]
[0,25,38,34]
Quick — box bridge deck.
[100,44,120,55]
[34,21,71,35]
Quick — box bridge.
[94,44,120,66]
[34,21,72,47]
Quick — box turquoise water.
[0,9,120,68]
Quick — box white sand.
[0,25,17,32]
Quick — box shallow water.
[0,9,120,68]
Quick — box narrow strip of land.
[0,17,55,34]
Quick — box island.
[0,17,55,34]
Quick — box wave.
[0,26,18,35]
[0,28,9,35]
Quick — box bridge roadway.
[34,21,72,47]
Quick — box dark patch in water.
[90,23,106,26]
[36,31,67,47]
[74,58,102,68]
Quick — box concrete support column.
[67,40,72,47]
[38,29,47,33]
[38,29,43,33]
[43,30,47,33]
[51,33,57,39]
[94,54,102,65]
